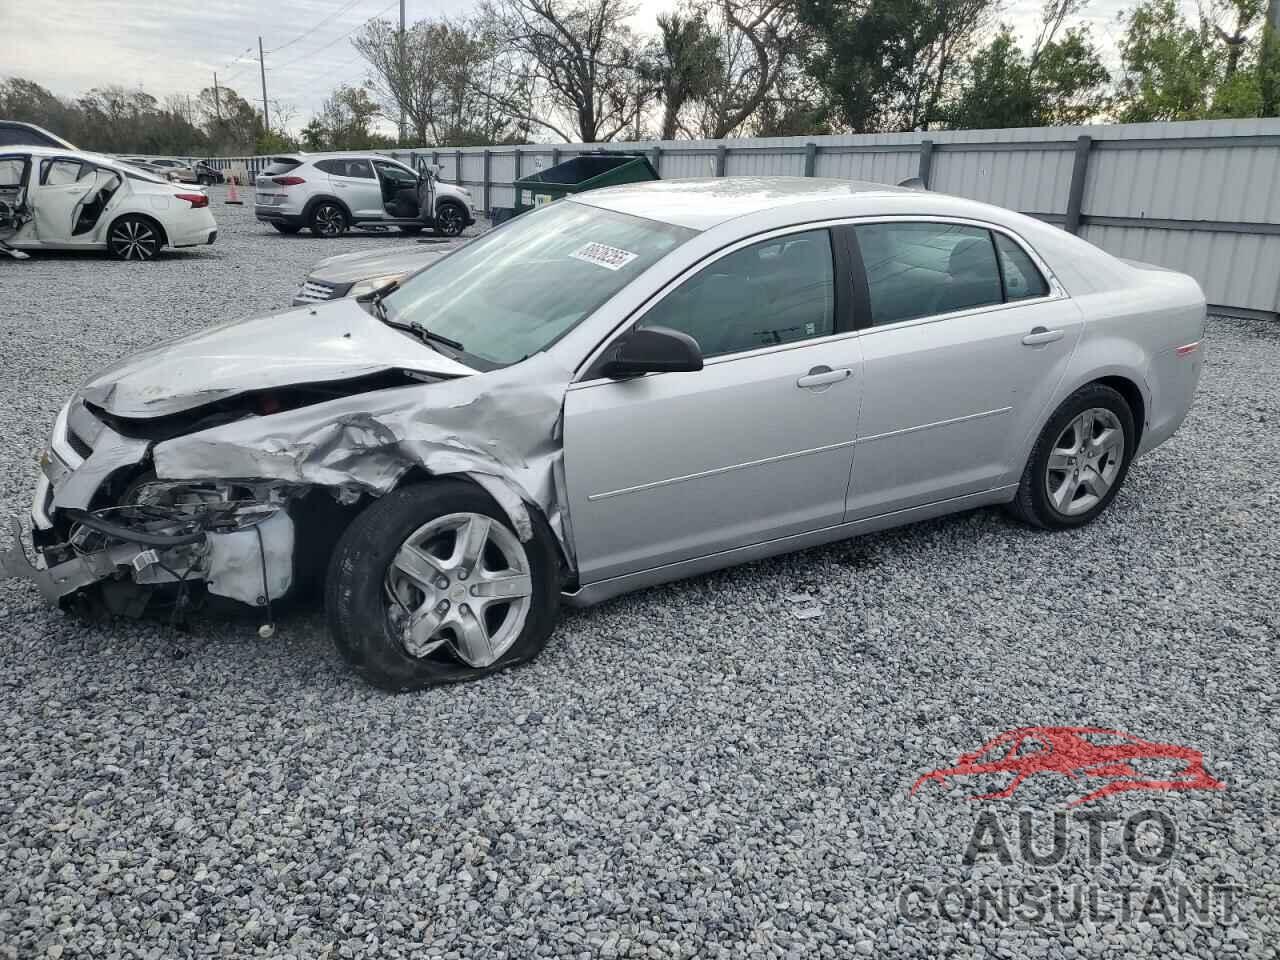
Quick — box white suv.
[254,153,476,238]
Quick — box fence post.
[482,149,491,216]
[649,145,661,174]
[552,146,561,167]
[432,150,439,169]
[804,142,817,177]
[455,149,463,186]
[1064,135,1093,235]
[715,144,727,177]
[918,139,934,188]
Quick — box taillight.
[176,193,209,208]
[272,175,306,186]
[1175,341,1201,357]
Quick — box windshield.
[383,200,697,367]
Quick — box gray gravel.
[1,193,1277,958]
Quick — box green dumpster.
[511,152,659,215]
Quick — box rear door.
[844,219,1082,519]
[325,157,382,219]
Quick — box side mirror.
[600,326,703,379]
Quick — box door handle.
[334,182,348,188]
[1022,326,1064,346]
[796,366,853,389]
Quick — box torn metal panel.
[79,298,476,418]
[154,351,575,556]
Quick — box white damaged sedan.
[0,146,217,260]
[1,178,1205,688]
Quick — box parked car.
[143,158,199,183]
[1,178,1205,690]
[292,244,452,304]
[192,162,224,186]
[253,153,476,237]
[0,120,76,149]
[121,158,177,180]
[0,146,217,259]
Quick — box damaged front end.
[1,298,576,620]
[1,476,299,617]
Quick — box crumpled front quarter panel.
[152,352,574,553]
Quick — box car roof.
[573,177,915,230]
[284,152,411,164]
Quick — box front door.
[845,220,1083,519]
[564,228,865,584]
[325,157,382,220]
[31,156,98,246]
[0,154,32,244]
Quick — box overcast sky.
[2,0,1141,137]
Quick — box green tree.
[796,0,994,132]
[946,24,1109,128]
[1117,0,1226,120]
[640,6,724,140]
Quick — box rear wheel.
[433,201,466,237]
[310,201,348,237]
[1009,383,1135,529]
[107,215,163,261]
[272,222,302,235]
[326,480,560,690]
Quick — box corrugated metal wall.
[212,118,1280,317]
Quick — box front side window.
[855,222,1002,326]
[41,158,84,185]
[639,230,835,358]
[385,200,696,368]
[374,160,416,185]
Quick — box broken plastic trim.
[62,507,206,547]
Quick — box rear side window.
[0,157,26,187]
[640,229,836,357]
[41,158,84,185]
[855,222,1002,326]
[261,158,302,176]
[995,233,1050,301]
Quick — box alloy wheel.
[384,512,533,668]
[109,219,159,260]
[1044,407,1125,516]
[436,204,464,237]
[314,204,345,237]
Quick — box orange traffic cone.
[225,173,243,205]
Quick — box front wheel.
[310,201,348,237]
[326,480,560,690]
[433,202,467,237]
[107,216,162,261]
[1009,383,1136,529]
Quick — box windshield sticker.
[570,242,638,272]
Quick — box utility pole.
[213,72,221,121]
[398,0,407,144]
[258,35,270,135]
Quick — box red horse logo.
[911,726,1225,807]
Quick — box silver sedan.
[2,178,1206,689]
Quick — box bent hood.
[310,244,449,286]
[79,297,476,418]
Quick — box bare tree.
[687,0,795,139]
[354,18,448,144]
[641,5,724,140]
[478,0,644,142]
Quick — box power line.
[269,0,399,72]
[264,0,370,54]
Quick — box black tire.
[1008,383,1136,530]
[272,222,302,235]
[433,201,467,237]
[326,480,560,691]
[198,175,213,186]
[107,215,163,261]
[398,225,424,235]
[310,201,348,237]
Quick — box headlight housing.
[349,274,406,298]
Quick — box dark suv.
[0,121,76,149]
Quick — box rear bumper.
[170,211,218,248]
[256,207,306,227]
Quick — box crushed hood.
[309,244,450,286]
[79,298,476,418]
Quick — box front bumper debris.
[0,518,151,603]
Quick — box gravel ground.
[1,193,1277,959]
